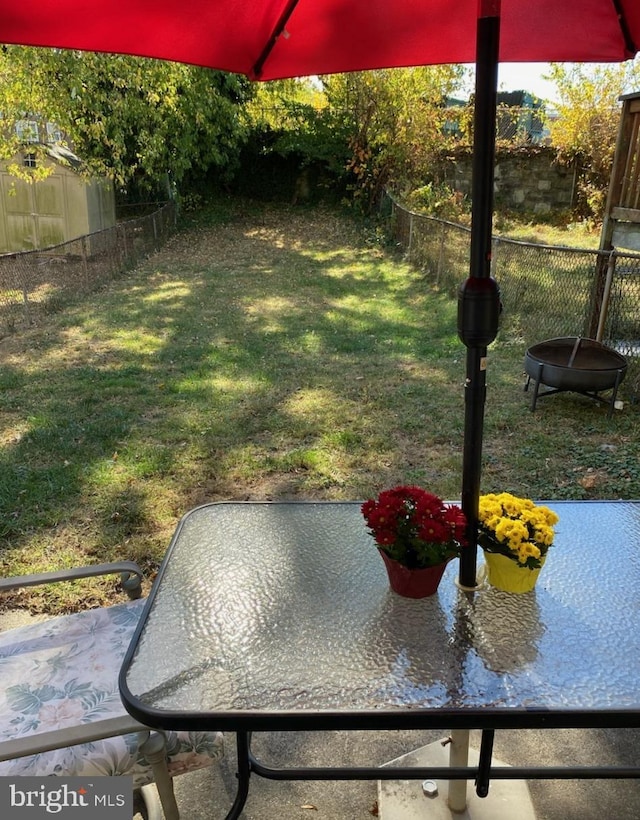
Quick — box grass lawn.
[1,198,638,612]
[494,214,601,249]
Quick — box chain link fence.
[0,201,176,337]
[382,192,640,401]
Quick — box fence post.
[22,285,31,326]
[121,224,128,268]
[81,236,89,289]
[391,198,397,247]
[408,212,414,257]
[436,221,446,285]
[596,250,617,342]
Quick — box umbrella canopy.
[0,1,638,78]
[2,1,639,586]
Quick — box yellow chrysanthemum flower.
[478,492,558,569]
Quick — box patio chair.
[0,561,224,820]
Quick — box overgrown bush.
[404,182,470,223]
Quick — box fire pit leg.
[608,369,625,418]
[528,362,544,412]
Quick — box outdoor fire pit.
[524,337,627,417]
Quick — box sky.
[460,61,560,103]
[495,58,639,102]
[496,62,558,101]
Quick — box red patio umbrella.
[2,0,638,586]
[0,1,637,79]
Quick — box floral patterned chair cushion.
[0,598,223,784]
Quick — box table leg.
[475,728,495,797]
[225,731,251,820]
[447,729,470,811]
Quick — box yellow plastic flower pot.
[483,551,545,594]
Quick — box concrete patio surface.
[142,726,640,820]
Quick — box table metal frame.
[119,501,640,819]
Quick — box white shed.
[0,144,115,253]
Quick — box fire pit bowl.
[524,337,627,417]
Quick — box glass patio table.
[119,500,640,818]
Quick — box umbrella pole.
[458,3,502,589]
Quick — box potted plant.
[361,485,466,598]
[478,492,559,593]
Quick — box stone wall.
[440,148,576,215]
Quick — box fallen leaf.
[579,469,607,490]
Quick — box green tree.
[245,78,345,168]
[320,66,467,209]
[242,77,351,198]
[243,68,468,210]
[0,46,251,199]
[245,78,325,132]
[547,60,640,219]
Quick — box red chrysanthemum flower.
[361,486,466,569]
